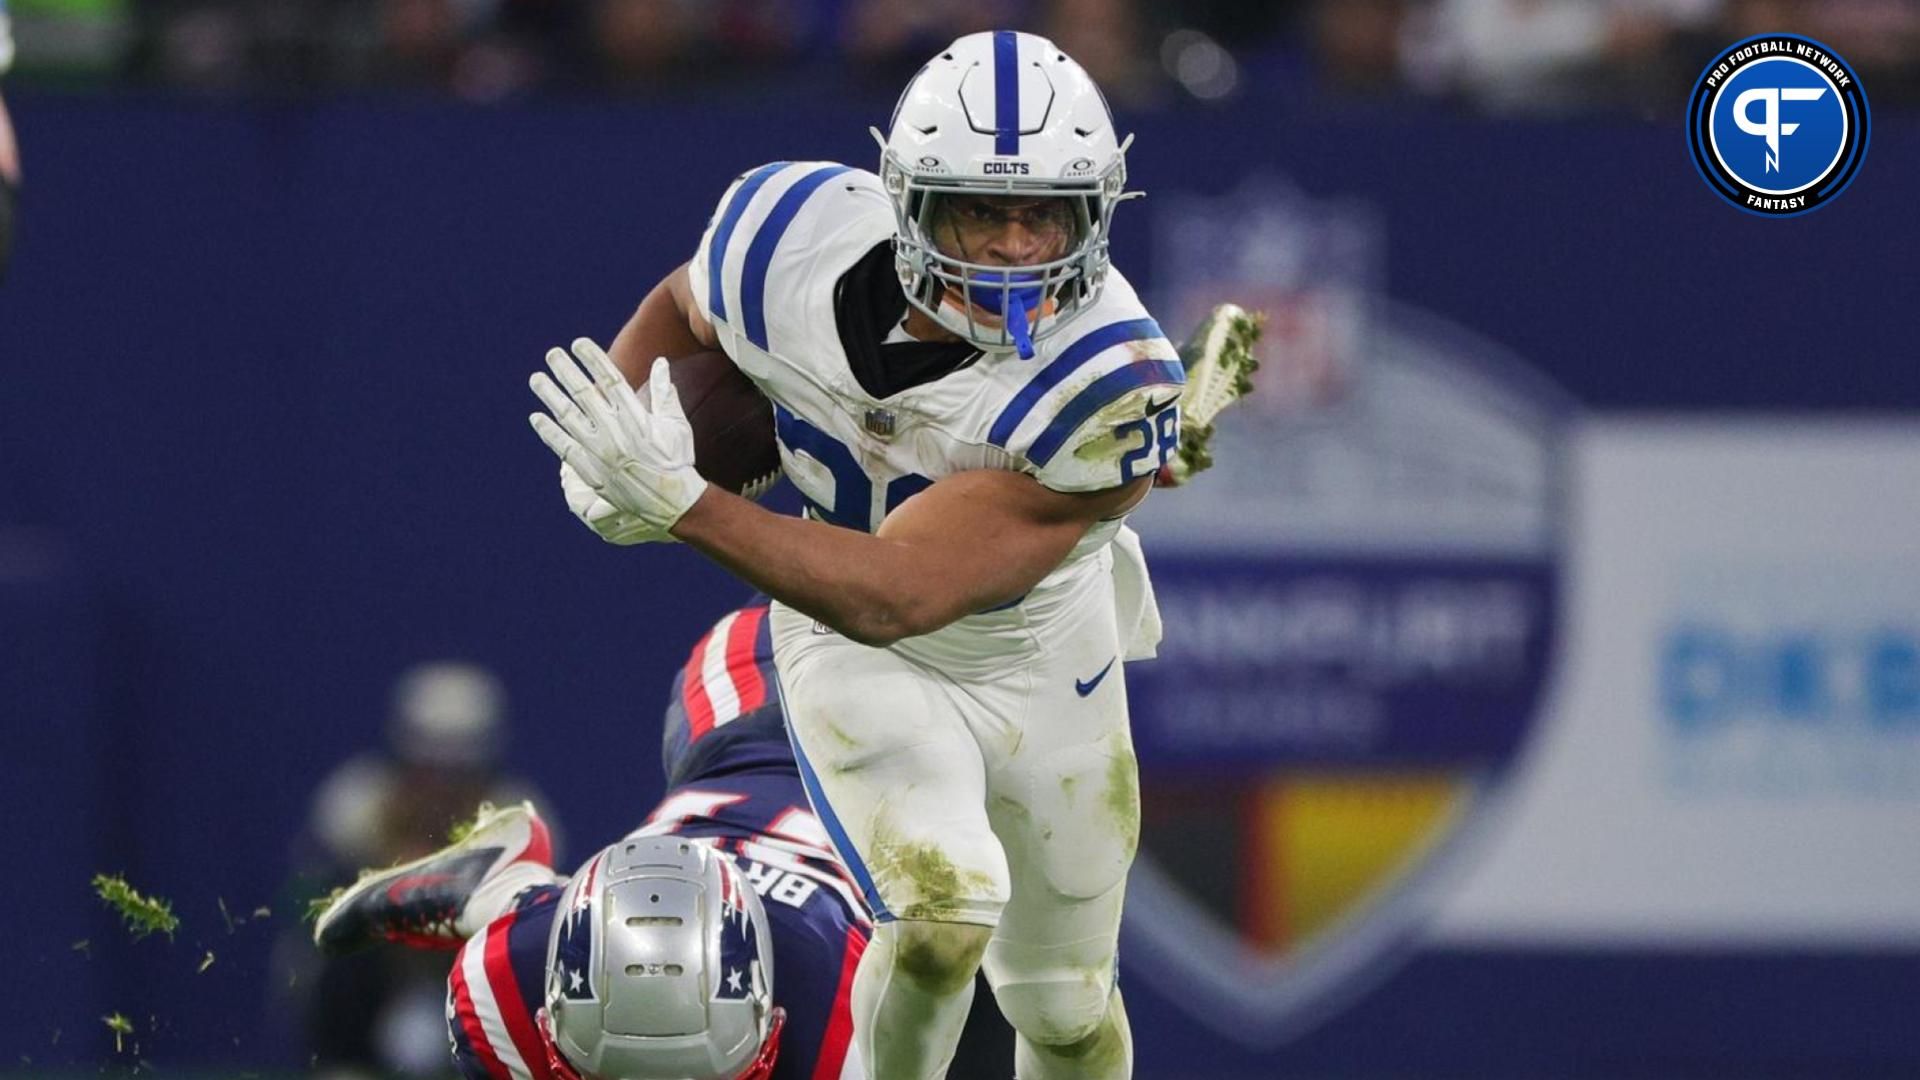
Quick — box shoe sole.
[1172,303,1263,480]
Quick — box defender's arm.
[672,472,1149,647]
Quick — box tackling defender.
[314,602,869,1080]
[529,30,1257,1080]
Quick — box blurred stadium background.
[2,0,1917,1077]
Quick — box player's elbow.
[839,593,964,647]
[838,605,928,648]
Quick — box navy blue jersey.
[448,606,869,1080]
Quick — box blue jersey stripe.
[753,604,777,691]
[741,164,853,351]
[707,162,789,325]
[779,675,894,922]
[505,886,562,1011]
[1028,358,1185,467]
[989,317,1165,447]
[994,31,1020,155]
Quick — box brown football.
[639,349,781,497]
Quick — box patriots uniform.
[446,604,869,1080]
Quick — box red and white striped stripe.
[682,607,770,740]
[449,939,510,1080]
[812,925,868,1080]
[453,914,548,1080]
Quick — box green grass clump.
[92,874,179,942]
[447,801,498,846]
[102,1012,134,1053]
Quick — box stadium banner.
[1118,419,1920,1077]
[1431,418,1920,946]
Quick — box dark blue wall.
[0,94,1914,1073]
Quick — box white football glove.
[560,461,674,545]
[528,340,709,533]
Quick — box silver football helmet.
[543,836,782,1080]
[875,30,1138,359]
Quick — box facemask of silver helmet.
[543,836,782,1080]
[873,30,1139,360]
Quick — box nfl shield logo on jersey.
[862,408,897,439]
[1121,177,1571,1045]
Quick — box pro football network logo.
[1687,35,1869,216]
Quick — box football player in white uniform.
[529,30,1254,1080]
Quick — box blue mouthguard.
[966,271,1042,359]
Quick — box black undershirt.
[833,241,980,399]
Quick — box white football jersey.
[687,160,1182,638]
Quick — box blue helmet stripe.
[707,162,789,325]
[994,30,1020,155]
[1027,358,1186,467]
[778,675,894,922]
[741,164,853,351]
[989,317,1164,447]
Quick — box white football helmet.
[543,837,783,1080]
[875,30,1137,359]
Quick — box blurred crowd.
[281,661,557,1079]
[1,0,1915,112]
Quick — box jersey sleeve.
[994,313,1185,494]
[688,161,892,372]
[660,604,786,789]
[686,161,792,338]
[1032,381,1183,493]
[445,888,568,1080]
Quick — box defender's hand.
[529,342,709,532]
[560,461,675,545]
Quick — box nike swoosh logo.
[1075,657,1117,698]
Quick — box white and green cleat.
[1160,303,1263,486]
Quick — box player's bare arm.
[672,469,1150,647]
[607,261,720,385]
[531,342,1150,648]
[539,279,1151,645]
